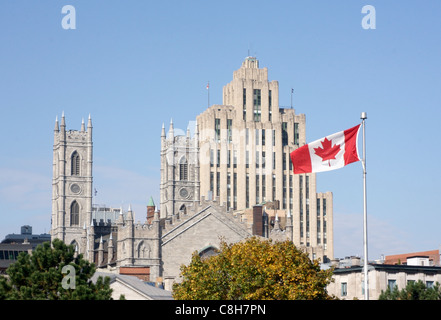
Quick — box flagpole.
[361,111,369,300]
[207,81,210,107]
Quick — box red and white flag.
[290,124,361,174]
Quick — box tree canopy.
[0,239,113,300]
[172,237,334,300]
[379,280,441,300]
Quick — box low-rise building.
[326,254,441,300]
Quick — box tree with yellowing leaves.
[172,237,334,300]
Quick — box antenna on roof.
[291,88,294,109]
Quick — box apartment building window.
[216,172,220,197]
[306,175,310,199]
[227,173,231,209]
[227,119,232,143]
[289,175,293,207]
[283,175,287,209]
[233,150,237,168]
[388,280,397,291]
[272,152,276,170]
[272,130,276,146]
[268,90,272,121]
[317,220,321,244]
[294,122,299,146]
[0,250,28,261]
[246,174,250,208]
[210,172,214,193]
[233,173,237,209]
[227,150,231,168]
[210,149,214,167]
[283,152,287,170]
[282,122,288,146]
[262,175,266,201]
[217,150,220,167]
[246,128,249,145]
[215,118,221,143]
[341,283,348,297]
[323,199,327,216]
[243,88,247,121]
[272,174,276,202]
[253,89,261,122]
[262,151,266,169]
[256,151,259,168]
[246,151,249,168]
[306,215,310,237]
[256,175,260,204]
[262,129,265,146]
[255,129,259,145]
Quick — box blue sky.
[0,1,440,260]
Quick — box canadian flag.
[290,124,361,174]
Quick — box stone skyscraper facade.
[163,57,334,261]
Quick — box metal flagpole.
[207,81,210,107]
[361,111,368,300]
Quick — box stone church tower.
[159,120,200,219]
[51,113,93,255]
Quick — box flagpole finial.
[361,112,367,120]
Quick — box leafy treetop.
[173,237,334,300]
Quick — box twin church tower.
[51,113,93,247]
[50,57,334,284]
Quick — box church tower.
[51,113,93,255]
[160,120,200,219]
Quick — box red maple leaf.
[313,137,341,167]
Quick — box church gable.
[160,203,252,280]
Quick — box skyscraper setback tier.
[161,57,334,262]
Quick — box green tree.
[0,239,113,300]
[173,237,334,300]
[379,280,441,300]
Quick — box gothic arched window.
[179,157,188,181]
[70,201,79,226]
[71,151,80,176]
[199,246,218,260]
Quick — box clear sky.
[1,1,440,260]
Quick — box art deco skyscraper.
[196,57,334,261]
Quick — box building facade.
[194,57,333,261]
[327,257,441,300]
